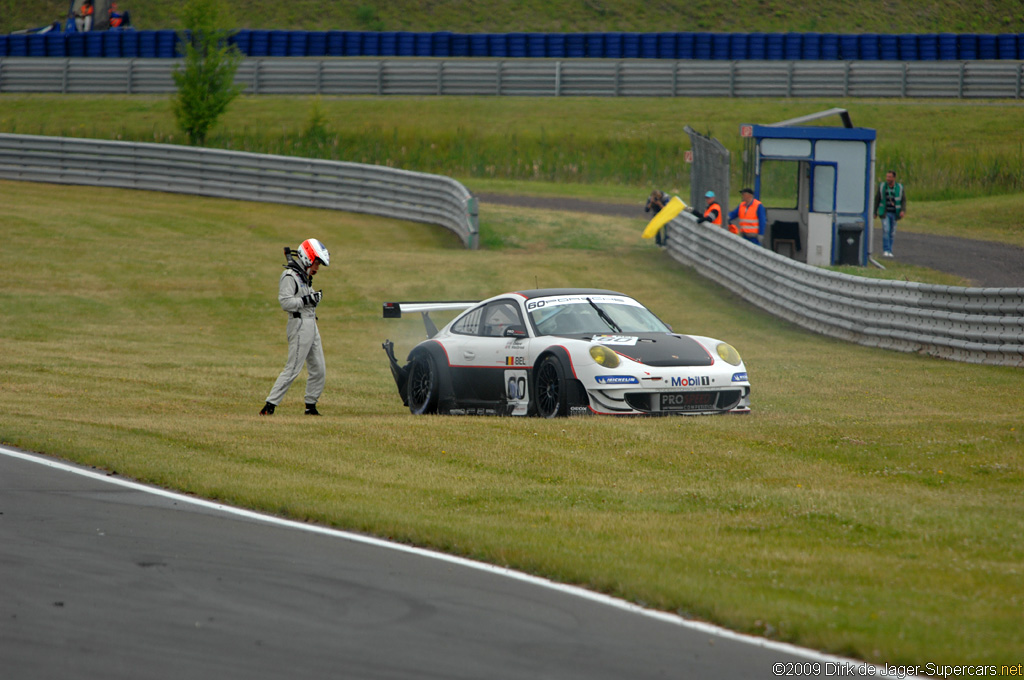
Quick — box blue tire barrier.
[362,31,380,56]
[938,33,958,59]
[820,33,839,60]
[748,32,766,60]
[325,31,344,56]
[413,32,432,57]
[585,33,604,58]
[85,32,104,57]
[726,33,746,60]
[432,31,452,57]
[526,33,546,57]
[839,34,859,60]
[605,32,624,59]
[879,33,899,60]
[306,31,327,56]
[287,30,308,57]
[693,32,712,60]
[957,33,978,60]
[917,33,938,60]
[858,33,880,60]
[343,31,362,57]
[0,35,7,57]
[138,30,156,57]
[120,30,138,57]
[451,33,469,57]
[546,33,566,58]
[996,33,1017,59]
[783,32,802,60]
[711,33,730,60]
[268,30,288,56]
[765,33,784,60]
[394,31,413,56]
[657,32,677,59]
[622,32,640,58]
[247,29,268,57]
[8,34,28,57]
[802,32,821,60]
[565,33,584,58]
[898,33,919,60]
[639,33,657,58]
[45,32,67,57]
[507,32,527,58]
[676,32,694,60]
[488,34,507,58]
[102,30,122,57]
[468,33,488,57]
[67,32,86,57]
[27,34,46,57]
[378,31,396,56]
[231,29,250,55]
[977,34,997,59]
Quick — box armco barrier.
[0,134,479,249]
[2,30,1023,61]
[663,213,1024,367]
[1,57,1023,98]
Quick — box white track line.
[2,445,921,679]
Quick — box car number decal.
[592,335,639,346]
[504,369,529,416]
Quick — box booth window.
[758,160,798,209]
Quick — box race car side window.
[480,301,524,337]
[451,306,483,335]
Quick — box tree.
[171,0,242,146]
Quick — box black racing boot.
[304,403,321,416]
[259,402,276,416]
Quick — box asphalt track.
[476,193,1024,289]
[0,447,912,680]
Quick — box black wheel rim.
[409,360,432,410]
[536,361,559,417]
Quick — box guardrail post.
[555,60,561,97]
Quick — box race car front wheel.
[535,355,568,418]
[407,353,440,415]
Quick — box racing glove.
[302,290,323,307]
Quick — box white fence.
[0,134,479,249]
[664,214,1024,367]
[0,57,1023,98]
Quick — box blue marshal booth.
[741,109,877,267]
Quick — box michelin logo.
[732,372,748,382]
[671,376,710,387]
[595,375,639,385]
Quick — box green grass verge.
[2,179,1021,666]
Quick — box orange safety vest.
[703,202,722,226]
[735,199,762,237]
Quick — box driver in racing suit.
[259,239,330,416]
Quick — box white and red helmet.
[297,238,330,268]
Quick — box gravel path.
[477,193,1024,289]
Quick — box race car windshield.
[528,296,671,335]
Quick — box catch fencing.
[0,133,479,249]
[1,57,1023,98]
[664,214,1024,367]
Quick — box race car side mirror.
[504,325,527,338]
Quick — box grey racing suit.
[265,266,325,407]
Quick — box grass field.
[5,0,1024,35]
[1,176,1021,666]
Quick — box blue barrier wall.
[2,30,1022,60]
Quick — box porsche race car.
[382,289,750,417]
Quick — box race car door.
[446,299,530,414]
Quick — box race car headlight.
[589,345,620,368]
[716,342,742,366]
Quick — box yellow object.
[641,196,686,239]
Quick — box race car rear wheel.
[407,353,439,415]
[535,355,567,418]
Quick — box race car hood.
[558,333,716,367]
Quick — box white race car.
[382,289,751,417]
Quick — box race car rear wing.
[382,301,478,338]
